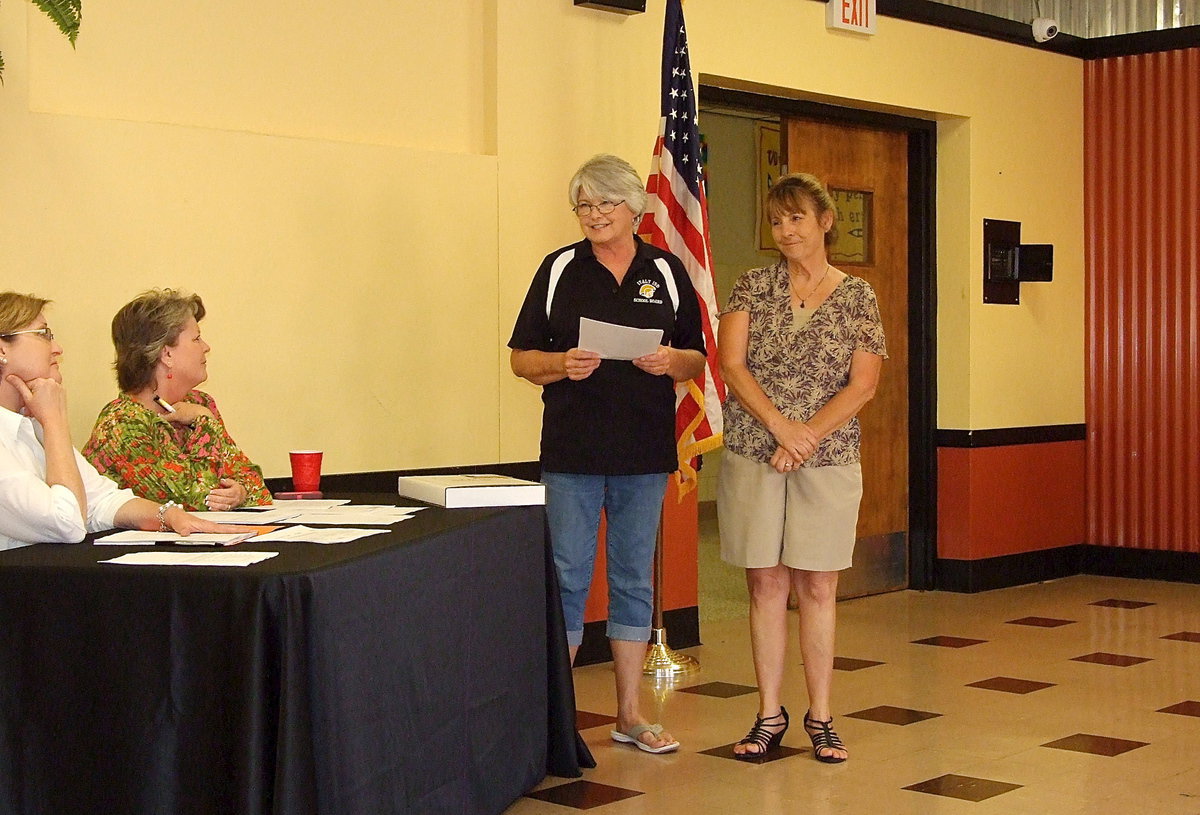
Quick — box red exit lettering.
[841,0,871,27]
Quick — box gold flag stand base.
[641,493,700,677]
[643,627,700,677]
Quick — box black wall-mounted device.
[983,219,1054,304]
[1017,244,1054,282]
[984,219,1021,304]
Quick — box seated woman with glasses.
[83,289,271,512]
[0,291,248,550]
[509,154,707,754]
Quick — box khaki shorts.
[717,450,863,571]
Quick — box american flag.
[638,0,725,495]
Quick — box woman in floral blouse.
[718,173,887,764]
[83,289,271,512]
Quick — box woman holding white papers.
[0,292,245,551]
[508,155,706,754]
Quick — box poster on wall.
[829,188,873,265]
[755,122,782,252]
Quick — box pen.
[153,395,176,414]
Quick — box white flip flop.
[610,723,680,754]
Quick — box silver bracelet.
[157,500,180,532]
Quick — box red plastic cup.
[289,450,323,493]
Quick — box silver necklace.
[789,263,831,308]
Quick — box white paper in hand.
[578,317,663,360]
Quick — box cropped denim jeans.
[542,472,669,648]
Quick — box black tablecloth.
[0,500,592,815]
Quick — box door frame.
[700,83,938,591]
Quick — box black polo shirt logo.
[635,280,663,304]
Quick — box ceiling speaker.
[574,0,646,14]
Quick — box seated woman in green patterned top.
[83,289,271,512]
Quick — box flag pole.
[640,0,717,678]
[643,495,699,676]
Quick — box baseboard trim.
[936,424,1086,449]
[574,606,701,667]
[936,545,1084,592]
[937,544,1200,592]
[1081,545,1200,585]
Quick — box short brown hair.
[111,289,206,393]
[0,292,51,336]
[766,173,838,247]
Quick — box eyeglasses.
[0,327,55,342]
[571,200,624,217]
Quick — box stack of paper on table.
[191,505,422,526]
[96,530,259,546]
[191,508,311,524]
[252,526,389,544]
[101,551,278,567]
[282,505,421,525]
[396,474,545,508]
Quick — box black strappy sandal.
[734,706,789,760]
[803,710,847,763]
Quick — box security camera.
[1032,17,1059,42]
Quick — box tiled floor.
[508,574,1200,814]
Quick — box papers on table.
[578,317,663,360]
[264,499,350,510]
[252,526,389,544]
[191,509,310,524]
[101,551,279,567]
[96,530,257,546]
[192,499,353,523]
[95,503,425,563]
[192,505,423,526]
[283,506,423,525]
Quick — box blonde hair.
[766,172,838,247]
[0,292,51,335]
[111,289,206,392]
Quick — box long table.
[0,500,590,815]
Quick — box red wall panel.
[938,442,1086,561]
[1085,48,1200,552]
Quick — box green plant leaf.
[2,0,81,81]
[31,0,81,46]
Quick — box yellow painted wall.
[1,0,1084,479]
[685,3,1084,431]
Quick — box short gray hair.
[568,154,648,217]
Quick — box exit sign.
[826,0,876,34]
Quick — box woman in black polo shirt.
[509,154,705,754]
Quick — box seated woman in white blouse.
[0,292,245,550]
